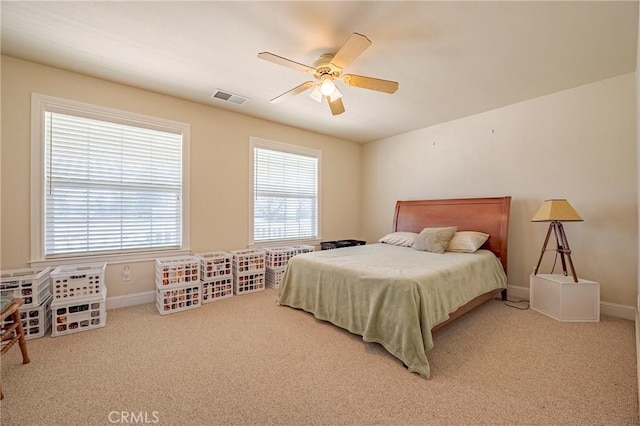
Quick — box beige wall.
[362,73,638,306]
[637,3,640,313]
[636,0,640,412]
[0,56,362,297]
[2,55,637,307]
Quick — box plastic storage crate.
[52,287,107,337]
[155,256,200,289]
[196,251,232,281]
[264,247,296,269]
[51,263,105,303]
[321,240,366,250]
[234,272,265,295]
[2,294,52,340]
[291,245,315,255]
[231,249,265,274]
[156,283,202,315]
[337,239,366,247]
[1,267,51,308]
[266,268,286,289]
[320,241,339,250]
[202,276,234,303]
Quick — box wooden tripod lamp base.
[533,221,578,283]
[531,199,583,284]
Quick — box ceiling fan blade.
[327,96,345,116]
[258,52,316,74]
[330,33,372,69]
[342,74,399,94]
[270,81,315,104]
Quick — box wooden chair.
[0,297,31,399]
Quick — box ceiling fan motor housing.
[313,54,342,79]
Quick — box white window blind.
[44,111,183,257]
[252,142,319,243]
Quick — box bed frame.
[393,196,512,331]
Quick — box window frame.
[248,136,322,247]
[30,93,191,266]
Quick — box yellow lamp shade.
[532,199,583,222]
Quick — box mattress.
[277,243,507,378]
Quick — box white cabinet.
[530,274,600,322]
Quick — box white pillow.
[446,231,490,253]
[412,227,457,254]
[378,232,418,247]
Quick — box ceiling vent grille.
[211,89,249,106]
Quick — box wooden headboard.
[393,196,511,273]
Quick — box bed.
[277,196,511,378]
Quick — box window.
[31,94,190,262]
[249,137,321,245]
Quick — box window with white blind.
[249,137,321,245]
[31,94,190,261]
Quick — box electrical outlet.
[122,265,132,281]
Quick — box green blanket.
[277,243,507,378]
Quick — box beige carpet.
[0,288,637,425]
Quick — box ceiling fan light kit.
[258,32,399,116]
[309,84,323,103]
[320,77,337,96]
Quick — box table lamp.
[532,199,583,283]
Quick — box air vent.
[211,89,249,106]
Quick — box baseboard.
[601,301,636,321]
[107,285,636,321]
[106,290,155,310]
[507,284,635,320]
[506,285,530,301]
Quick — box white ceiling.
[1,1,637,143]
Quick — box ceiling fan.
[258,33,399,116]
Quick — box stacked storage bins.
[264,245,315,289]
[264,247,296,289]
[291,245,315,256]
[230,249,265,295]
[50,263,107,337]
[196,251,233,303]
[155,256,201,315]
[0,267,53,339]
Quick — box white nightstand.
[530,274,600,322]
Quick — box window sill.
[30,248,192,268]
[248,238,322,249]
